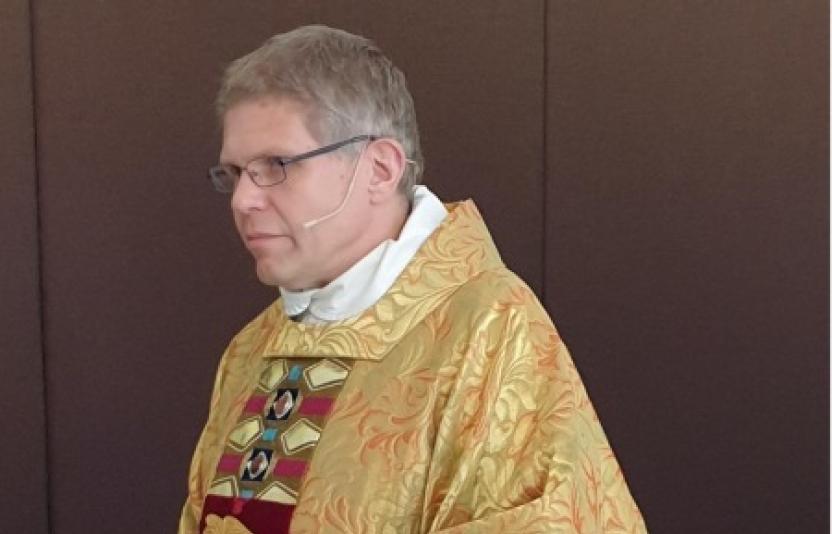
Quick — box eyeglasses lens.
[249,157,287,186]
[209,166,238,193]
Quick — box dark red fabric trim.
[199,495,295,533]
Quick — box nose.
[230,171,267,214]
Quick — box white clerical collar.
[279,185,448,323]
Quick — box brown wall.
[0,1,49,533]
[1,1,827,533]
[546,2,829,531]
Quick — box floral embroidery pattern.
[179,201,647,533]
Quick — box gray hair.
[216,25,424,199]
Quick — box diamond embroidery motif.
[205,357,354,523]
[274,392,292,417]
[241,448,273,482]
[268,388,299,421]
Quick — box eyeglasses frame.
[208,134,378,193]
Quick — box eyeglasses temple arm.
[280,135,377,166]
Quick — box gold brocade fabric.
[204,514,255,534]
[179,200,648,533]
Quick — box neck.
[382,194,410,241]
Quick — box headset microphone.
[302,143,368,230]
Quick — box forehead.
[220,96,315,162]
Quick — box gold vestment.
[179,200,648,533]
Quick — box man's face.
[220,96,372,290]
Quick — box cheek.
[228,215,245,245]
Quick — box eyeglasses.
[207,134,377,193]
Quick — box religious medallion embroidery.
[199,357,353,533]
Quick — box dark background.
[1,1,827,532]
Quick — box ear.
[365,138,407,204]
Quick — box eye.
[208,164,242,193]
[265,156,286,169]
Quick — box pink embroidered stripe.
[245,396,268,413]
[273,458,307,478]
[217,454,242,473]
[298,396,334,416]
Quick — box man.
[180,25,647,534]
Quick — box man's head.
[213,25,423,290]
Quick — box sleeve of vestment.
[177,342,235,534]
[424,292,647,534]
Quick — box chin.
[255,260,304,289]
[255,272,279,287]
[254,250,326,290]
[254,261,284,287]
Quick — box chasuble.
[179,199,648,533]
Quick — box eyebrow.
[219,148,290,166]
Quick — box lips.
[246,233,282,240]
[243,232,292,254]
